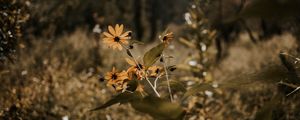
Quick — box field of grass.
[1,0,300,119]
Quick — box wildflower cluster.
[101,24,173,96]
[92,24,185,120]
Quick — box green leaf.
[182,83,214,100]
[143,43,165,69]
[131,96,184,120]
[90,92,142,111]
[160,80,186,92]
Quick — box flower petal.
[120,31,131,37]
[108,25,116,36]
[112,43,118,50]
[103,38,114,42]
[119,36,131,40]
[120,39,129,45]
[117,44,123,50]
[116,24,124,36]
[125,58,136,66]
[103,39,114,46]
[103,32,114,38]
[115,24,119,34]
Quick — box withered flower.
[160,32,174,45]
[105,67,128,86]
[148,66,164,78]
[112,80,128,92]
[125,58,145,80]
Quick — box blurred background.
[1,0,300,119]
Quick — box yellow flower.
[148,66,163,78]
[105,67,128,86]
[125,58,145,80]
[103,24,132,50]
[160,32,174,45]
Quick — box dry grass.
[1,28,300,119]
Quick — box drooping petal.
[103,38,116,48]
[103,38,114,42]
[103,40,114,45]
[127,66,135,73]
[118,76,128,81]
[105,73,112,80]
[120,39,129,45]
[118,71,128,80]
[107,80,115,86]
[116,44,123,50]
[108,25,116,36]
[112,43,118,50]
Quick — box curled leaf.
[126,79,138,92]
[131,96,184,120]
[143,43,165,69]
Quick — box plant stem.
[278,81,300,96]
[162,54,174,102]
[121,44,161,97]
[145,75,161,97]
[154,74,162,88]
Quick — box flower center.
[114,37,120,42]
[111,73,118,80]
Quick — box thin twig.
[278,81,298,88]
[145,75,161,97]
[162,54,174,102]
[287,87,300,96]
[154,74,162,88]
[280,52,300,62]
[278,81,300,96]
